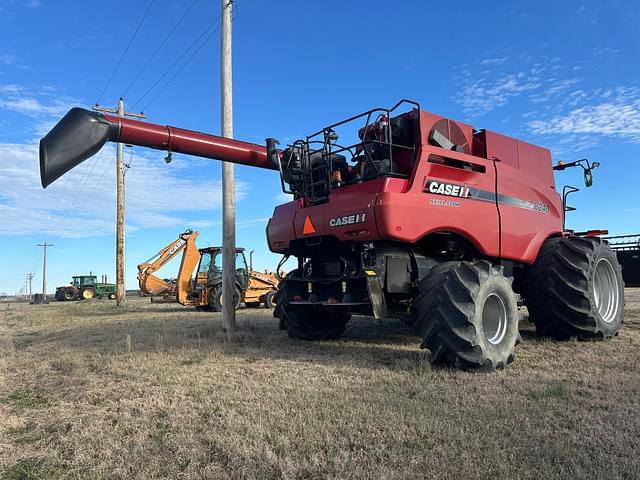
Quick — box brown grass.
[1,290,640,479]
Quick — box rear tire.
[523,236,624,339]
[264,290,276,309]
[413,260,520,371]
[274,273,350,340]
[208,285,241,312]
[63,290,75,301]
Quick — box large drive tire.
[523,236,624,339]
[413,260,520,371]
[63,290,75,301]
[208,285,241,312]
[80,287,96,300]
[274,273,350,340]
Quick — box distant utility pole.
[25,273,34,301]
[221,0,236,337]
[93,98,145,307]
[37,243,53,303]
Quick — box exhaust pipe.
[40,108,278,188]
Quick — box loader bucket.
[39,108,119,188]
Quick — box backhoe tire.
[273,272,350,340]
[245,301,261,308]
[80,287,96,300]
[208,285,241,312]
[264,290,276,309]
[413,260,520,371]
[523,236,624,340]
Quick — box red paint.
[104,114,274,170]
[267,109,563,265]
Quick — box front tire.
[80,287,96,300]
[63,290,76,301]
[273,273,350,340]
[413,260,520,371]
[523,236,624,339]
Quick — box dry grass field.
[1,290,639,479]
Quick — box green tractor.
[55,275,117,301]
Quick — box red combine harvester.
[40,100,624,371]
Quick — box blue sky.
[0,0,638,295]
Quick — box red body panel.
[267,110,563,264]
[105,114,274,170]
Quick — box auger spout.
[39,107,277,188]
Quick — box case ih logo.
[426,180,470,198]
[329,213,367,227]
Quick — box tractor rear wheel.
[208,285,241,312]
[523,236,624,339]
[80,287,96,300]
[274,273,350,340]
[413,260,520,371]
[63,289,76,301]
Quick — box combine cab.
[55,275,117,301]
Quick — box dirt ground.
[1,289,639,479]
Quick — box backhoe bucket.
[40,108,118,188]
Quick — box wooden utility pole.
[221,0,236,336]
[26,273,34,301]
[37,243,53,303]
[93,98,145,307]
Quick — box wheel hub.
[593,258,619,324]
[482,292,508,345]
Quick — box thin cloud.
[0,142,251,238]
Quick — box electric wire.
[121,0,200,99]
[139,23,221,112]
[131,0,246,111]
[96,0,156,105]
[130,18,220,111]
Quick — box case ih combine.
[39,100,624,371]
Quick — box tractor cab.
[71,275,97,288]
[195,247,249,290]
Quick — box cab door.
[235,251,249,290]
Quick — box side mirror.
[584,169,593,187]
[584,161,600,187]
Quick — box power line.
[130,19,220,111]
[122,0,200,99]
[96,0,156,105]
[140,22,221,112]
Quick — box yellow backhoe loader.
[137,229,280,311]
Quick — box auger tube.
[39,107,277,188]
